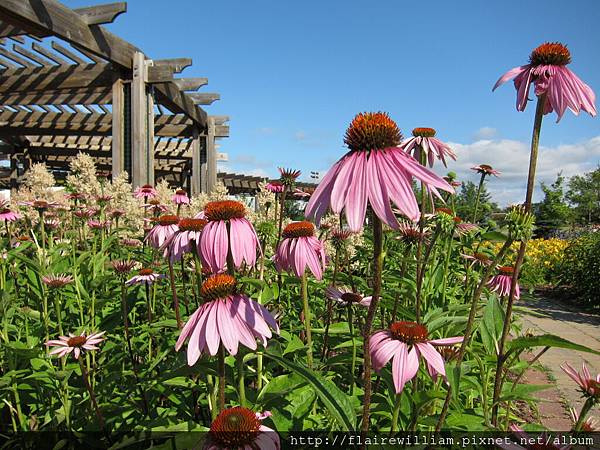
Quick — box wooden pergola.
[0,0,228,194]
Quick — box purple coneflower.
[370,321,463,393]
[42,274,73,289]
[561,362,600,400]
[326,286,371,307]
[143,199,168,215]
[0,204,20,222]
[402,127,456,167]
[471,164,501,177]
[204,407,280,450]
[461,251,493,267]
[487,266,520,298]
[122,238,142,248]
[265,181,285,193]
[493,42,596,122]
[134,184,157,199]
[570,408,598,432]
[395,221,424,246]
[305,112,453,232]
[161,218,207,263]
[110,260,137,276]
[45,331,105,360]
[197,201,260,273]
[20,199,59,212]
[453,217,479,235]
[146,214,179,249]
[292,188,311,198]
[65,192,86,202]
[278,167,301,187]
[73,208,96,220]
[126,268,165,286]
[176,274,279,364]
[274,221,326,280]
[87,219,110,231]
[172,189,190,206]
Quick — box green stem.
[301,272,313,369]
[218,345,226,412]
[574,397,595,431]
[52,291,64,336]
[256,351,264,391]
[237,353,247,407]
[360,214,384,432]
[472,174,486,223]
[347,305,356,395]
[321,249,340,361]
[390,392,403,433]
[78,358,106,432]
[491,93,547,426]
[168,261,182,328]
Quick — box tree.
[566,166,600,225]
[534,172,572,236]
[455,181,498,224]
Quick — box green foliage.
[455,181,498,223]
[534,173,572,236]
[558,231,600,308]
[566,166,600,225]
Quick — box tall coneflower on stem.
[491,42,596,425]
[470,164,501,223]
[305,112,453,433]
[275,168,301,245]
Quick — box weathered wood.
[50,42,86,65]
[0,86,112,105]
[188,92,220,105]
[10,144,18,191]
[131,51,147,186]
[0,63,114,93]
[153,58,191,74]
[173,77,208,91]
[12,44,50,65]
[147,65,175,83]
[0,46,33,67]
[191,128,201,195]
[75,2,127,25]
[147,85,155,185]
[153,81,207,126]
[111,77,124,178]
[207,116,216,192]
[31,42,69,65]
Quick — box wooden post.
[191,127,201,196]
[147,86,155,185]
[207,116,217,192]
[9,144,18,192]
[111,77,124,179]
[131,51,148,187]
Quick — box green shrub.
[558,232,600,308]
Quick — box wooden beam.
[147,65,175,83]
[173,77,208,91]
[0,63,115,93]
[75,2,127,25]
[153,58,191,74]
[191,127,201,195]
[188,92,220,105]
[0,86,112,105]
[153,82,207,126]
[207,116,216,192]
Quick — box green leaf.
[508,334,600,355]
[499,384,552,402]
[283,334,305,356]
[481,231,508,242]
[479,295,504,355]
[264,348,356,430]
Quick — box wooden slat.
[12,44,50,66]
[153,58,191,73]
[75,2,127,25]
[50,42,86,65]
[173,77,207,91]
[0,46,33,67]
[0,63,114,93]
[32,42,69,65]
[188,92,220,105]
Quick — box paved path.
[517,295,600,428]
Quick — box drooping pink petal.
[371,337,402,372]
[429,336,464,346]
[343,151,368,232]
[216,299,239,355]
[366,150,398,229]
[305,157,346,226]
[492,65,528,92]
[391,344,419,393]
[204,301,221,356]
[416,342,446,378]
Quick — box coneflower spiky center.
[175,189,187,196]
[436,207,453,216]
[0,208,10,214]
[474,252,491,263]
[139,268,154,276]
[283,221,315,238]
[344,112,402,152]
[156,215,179,226]
[341,292,363,304]
[412,127,436,138]
[210,407,261,447]
[149,199,161,205]
[530,42,571,67]
[178,218,207,232]
[33,200,49,210]
[67,335,87,347]
[390,321,429,344]
[279,168,301,186]
[204,200,246,221]
[498,266,515,276]
[201,274,237,301]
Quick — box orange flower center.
[474,252,491,263]
[67,336,87,347]
[204,200,246,221]
[436,207,453,216]
[210,407,261,447]
[141,184,153,190]
[453,216,463,224]
[17,236,30,242]
[156,214,179,226]
[283,221,315,238]
[498,266,515,276]
[178,218,207,232]
[33,200,49,210]
[201,274,237,301]
[149,199,161,205]
[139,268,154,276]
[412,127,436,138]
[0,208,10,214]
[587,379,600,398]
[341,292,363,304]
[344,112,402,152]
[175,189,187,196]
[529,42,571,67]
[389,321,429,344]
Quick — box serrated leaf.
[508,334,600,355]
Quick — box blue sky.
[66,0,600,205]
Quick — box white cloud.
[473,126,498,140]
[445,136,600,206]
